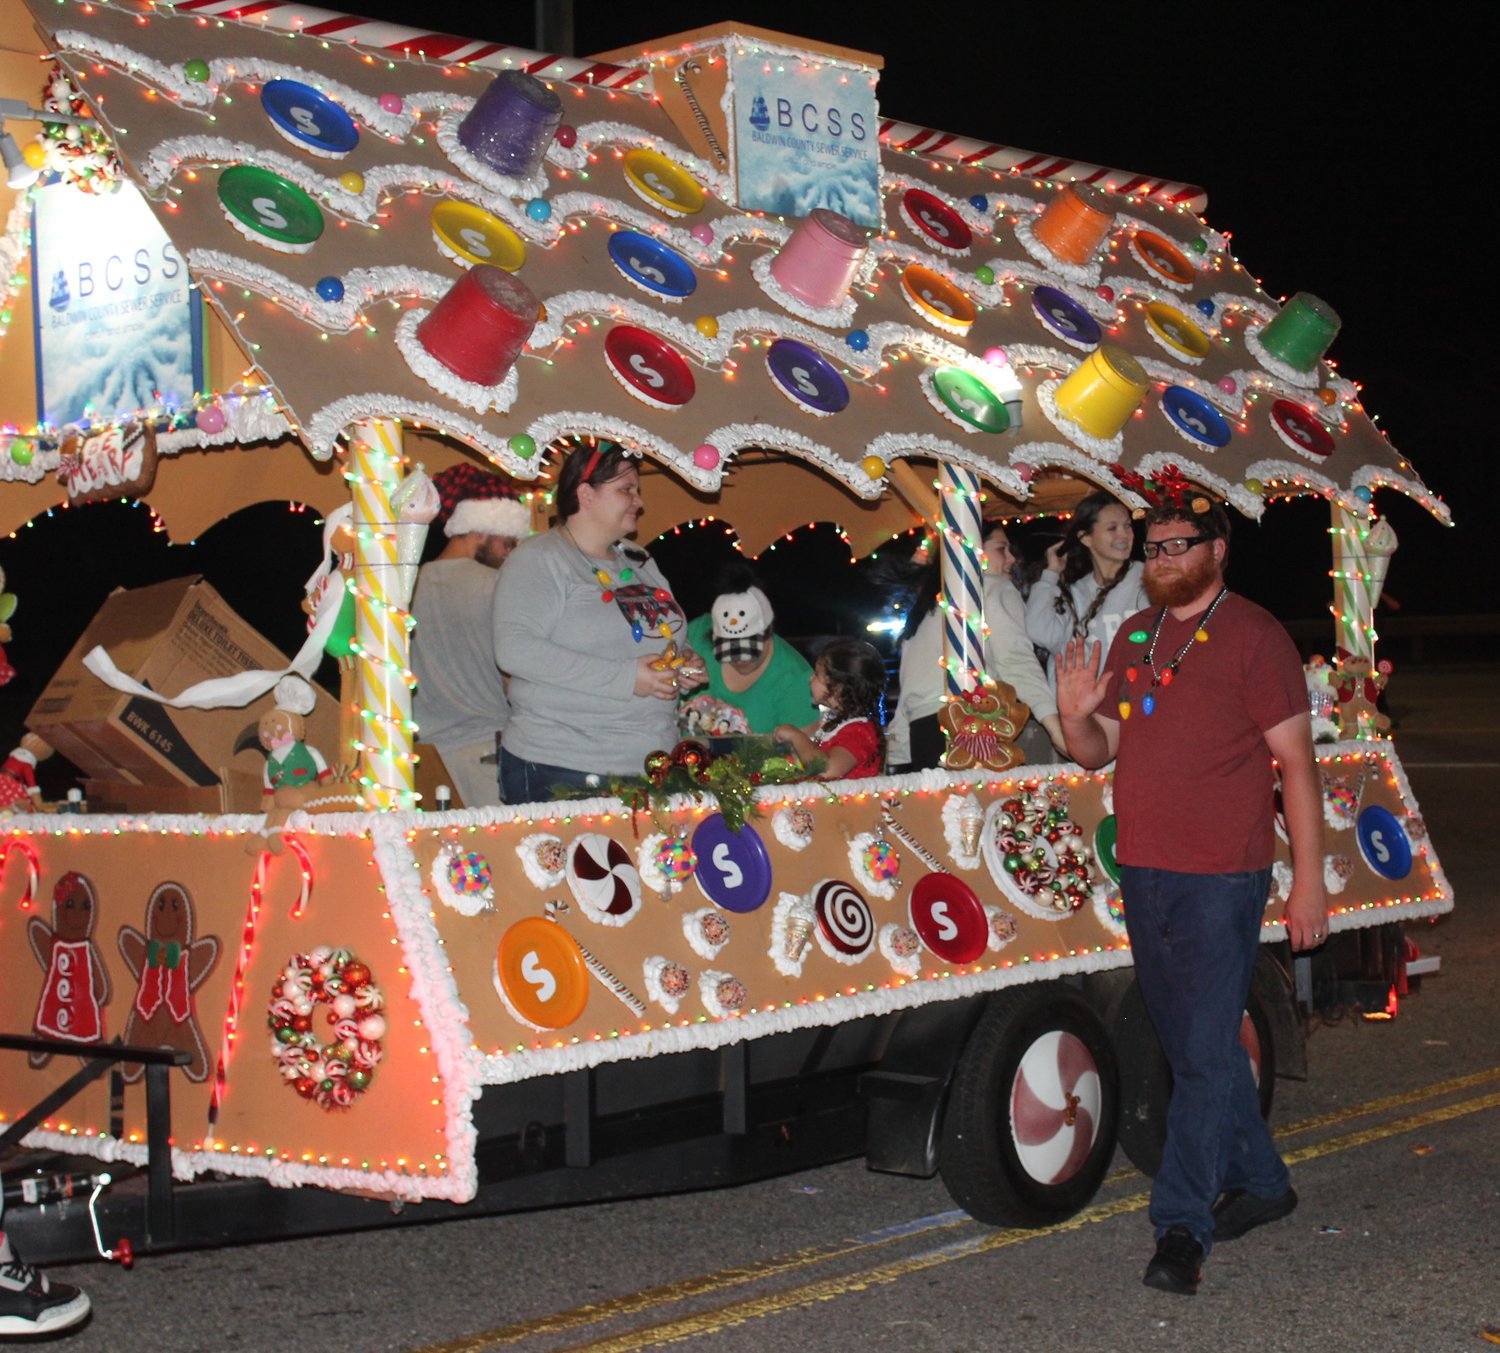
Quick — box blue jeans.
[1121,864,1290,1254]
[498,746,605,805]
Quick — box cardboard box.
[83,770,266,817]
[28,576,340,798]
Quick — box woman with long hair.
[1024,489,1146,677]
[888,519,1062,770]
[492,442,704,802]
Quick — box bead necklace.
[561,524,674,644]
[1118,587,1227,719]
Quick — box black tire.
[937,984,1119,1226]
[1111,978,1277,1179]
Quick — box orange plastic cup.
[1033,184,1114,266]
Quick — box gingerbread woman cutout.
[117,882,220,1082]
[27,871,111,1068]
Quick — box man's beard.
[1144,549,1221,609]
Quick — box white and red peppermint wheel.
[1009,1028,1105,1186]
[810,878,874,964]
[565,833,642,926]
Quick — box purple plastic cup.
[457,70,564,178]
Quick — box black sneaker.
[1212,1186,1299,1242]
[0,1252,91,1336]
[1143,1226,1203,1295]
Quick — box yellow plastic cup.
[1053,344,1150,439]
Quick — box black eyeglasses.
[1143,535,1208,560]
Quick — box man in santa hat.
[411,495,532,806]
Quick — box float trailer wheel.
[937,984,1119,1227]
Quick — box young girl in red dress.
[774,639,886,780]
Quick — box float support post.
[347,419,416,809]
[937,462,985,703]
[1330,503,1398,740]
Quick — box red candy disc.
[910,871,988,964]
[603,325,696,408]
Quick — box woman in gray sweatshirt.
[493,443,704,803]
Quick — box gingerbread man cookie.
[27,871,111,1067]
[117,882,220,1082]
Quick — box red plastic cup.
[416,265,539,385]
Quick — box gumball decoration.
[1217,376,1237,395]
[1014,461,1034,482]
[1318,387,1338,405]
[1096,284,1114,303]
[693,443,721,470]
[862,455,886,480]
[315,276,345,303]
[526,197,552,222]
[968,194,988,211]
[22,141,46,171]
[8,440,33,467]
[508,433,537,459]
[644,750,673,785]
[694,315,719,339]
[378,92,403,114]
[1189,236,1208,254]
[555,124,578,148]
[983,346,1008,366]
[196,404,227,435]
[1354,485,1373,503]
[338,170,365,195]
[974,264,995,286]
[183,59,211,83]
[1243,477,1264,495]
[846,329,869,351]
[1196,298,1215,317]
[690,223,714,245]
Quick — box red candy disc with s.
[909,871,988,964]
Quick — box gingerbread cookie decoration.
[117,882,221,1082]
[27,871,111,1067]
[939,684,1029,771]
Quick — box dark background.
[0,0,1488,789]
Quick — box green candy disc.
[218,165,325,251]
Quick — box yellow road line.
[409,1076,1500,1353]
[550,1090,1500,1353]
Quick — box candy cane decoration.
[880,805,943,872]
[208,850,274,1126]
[544,899,645,1016]
[281,836,315,919]
[347,419,416,811]
[673,60,726,166]
[939,462,986,703]
[1,838,41,910]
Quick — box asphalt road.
[38,664,1500,1353]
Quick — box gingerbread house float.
[0,0,1450,1258]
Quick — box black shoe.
[1143,1226,1203,1295]
[0,1251,91,1336]
[1211,1186,1299,1242]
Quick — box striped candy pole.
[938,462,985,703]
[347,419,416,810]
[1331,505,1398,668]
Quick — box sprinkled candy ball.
[445,850,493,896]
[1326,783,1359,819]
[654,836,697,883]
[862,838,901,882]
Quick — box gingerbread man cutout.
[28,871,112,1068]
[117,882,220,1083]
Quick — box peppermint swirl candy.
[812,879,875,958]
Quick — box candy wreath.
[268,947,385,1111]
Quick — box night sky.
[0,0,1488,779]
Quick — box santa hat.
[445,497,532,539]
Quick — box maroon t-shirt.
[1103,592,1307,873]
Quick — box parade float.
[0,0,1451,1261]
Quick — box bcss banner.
[731,51,881,229]
[32,180,204,428]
